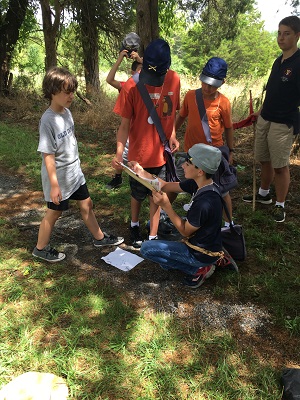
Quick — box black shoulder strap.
[195,88,212,144]
[196,183,232,224]
[136,80,167,145]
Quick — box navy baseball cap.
[200,57,227,88]
[139,39,171,87]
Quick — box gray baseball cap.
[188,143,221,174]
[120,32,141,53]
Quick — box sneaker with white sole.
[243,192,272,204]
[32,244,66,263]
[272,205,286,223]
[93,232,124,247]
[183,264,216,289]
[130,226,143,248]
[215,247,239,272]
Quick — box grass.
[0,77,299,399]
[0,254,285,399]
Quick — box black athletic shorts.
[47,183,90,211]
[130,165,166,201]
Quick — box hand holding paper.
[117,161,161,192]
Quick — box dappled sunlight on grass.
[0,244,287,398]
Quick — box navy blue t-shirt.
[179,180,223,263]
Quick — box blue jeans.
[140,240,213,276]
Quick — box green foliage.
[57,22,84,76]
[213,12,279,80]
[14,5,40,51]
[12,43,44,75]
[159,0,178,37]
[177,8,280,79]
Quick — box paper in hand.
[118,162,161,192]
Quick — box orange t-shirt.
[118,70,180,168]
[113,77,136,115]
[179,90,232,151]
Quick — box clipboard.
[116,162,161,192]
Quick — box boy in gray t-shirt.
[33,67,124,263]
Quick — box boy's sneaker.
[130,226,143,248]
[183,264,216,289]
[243,192,272,204]
[272,205,286,223]
[215,247,239,272]
[93,232,124,247]
[32,245,65,263]
[106,174,122,189]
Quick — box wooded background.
[1,0,299,96]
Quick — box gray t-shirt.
[38,107,85,202]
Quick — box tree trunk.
[0,0,28,95]
[79,1,100,96]
[40,0,62,71]
[136,0,159,55]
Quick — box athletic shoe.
[183,264,216,289]
[242,192,272,204]
[106,174,122,189]
[93,232,124,247]
[215,247,239,272]
[32,244,66,263]
[272,205,286,223]
[130,226,143,248]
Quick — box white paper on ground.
[101,247,144,271]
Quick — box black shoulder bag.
[198,184,246,261]
[136,80,179,182]
[221,207,247,262]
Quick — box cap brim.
[200,73,223,88]
[139,69,166,87]
[120,44,139,54]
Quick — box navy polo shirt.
[261,49,300,126]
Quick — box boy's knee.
[79,197,93,211]
[46,209,62,219]
[140,240,160,257]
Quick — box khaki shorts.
[255,116,294,168]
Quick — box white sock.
[131,221,139,227]
[258,188,270,197]
[275,201,285,208]
[149,235,158,240]
[224,220,234,228]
